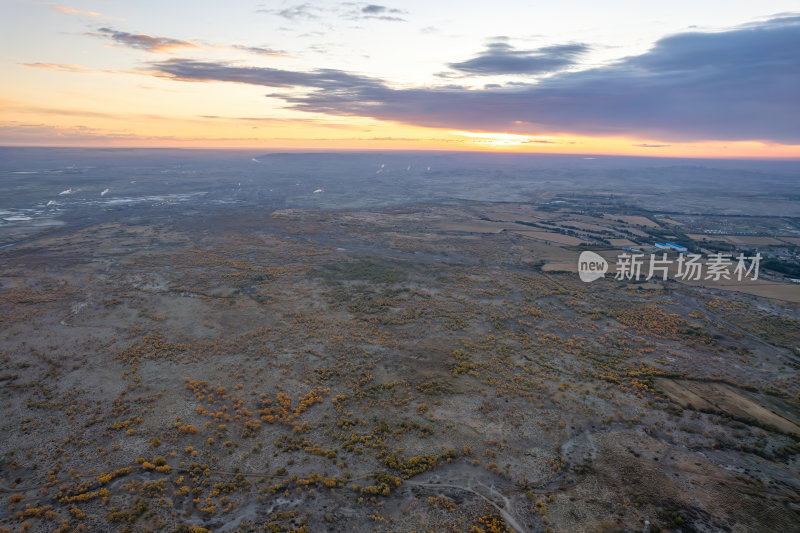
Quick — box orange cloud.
[51,5,102,17]
[22,62,92,73]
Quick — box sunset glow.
[1,1,798,157]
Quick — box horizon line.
[1,145,799,162]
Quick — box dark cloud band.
[95,27,197,53]
[449,41,589,75]
[149,15,800,143]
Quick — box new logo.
[578,251,607,282]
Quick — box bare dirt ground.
[656,379,800,435]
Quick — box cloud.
[259,3,319,20]
[9,106,117,119]
[634,143,671,148]
[231,45,286,57]
[51,5,102,17]
[362,15,405,22]
[0,121,269,145]
[362,5,389,14]
[357,4,405,21]
[90,27,284,56]
[21,62,131,75]
[358,5,406,21]
[150,58,382,90]
[449,41,589,75]
[4,102,199,124]
[199,115,362,129]
[94,27,198,53]
[260,2,405,22]
[22,62,92,73]
[0,122,140,144]
[148,15,800,143]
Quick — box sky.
[1,1,799,157]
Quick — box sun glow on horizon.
[451,131,560,147]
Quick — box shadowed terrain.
[1,148,798,532]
